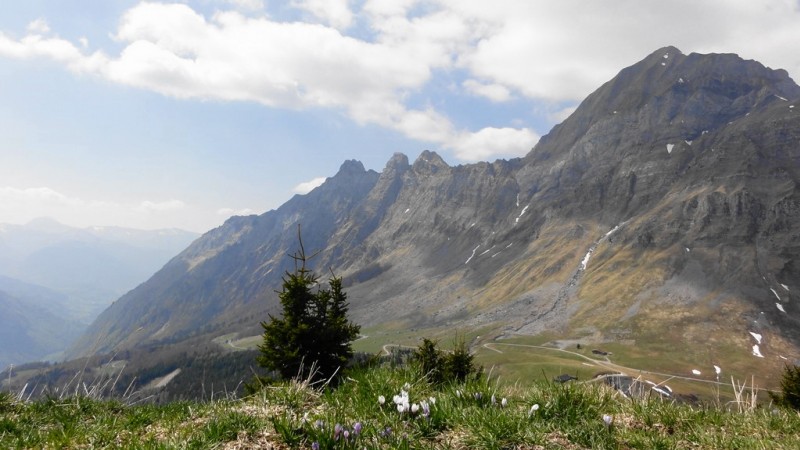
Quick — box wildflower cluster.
[306,419,366,449]
[381,383,436,420]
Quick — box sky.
[1,1,799,233]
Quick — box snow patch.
[604,225,621,238]
[505,243,513,249]
[691,369,701,375]
[781,283,790,291]
[775,95,788,101]
[776,303,786,313]
[404,208,410,213]
[516,193,520,207]
[660,62,666,66]
[790,105,795,109]
[515,205,529,224]
[678,77,684,84]
[770,288,781,301]
[465,245,480,264]
[685,247,690,252]
[663,53,669,58]
[479,245,495,256]
[714,365,721,375]
[749,332,762,344]
[581,249,593,271]
[702,130,708,135]
[666,143,674,154]
[685,140,692,145]
[752,345,764,358]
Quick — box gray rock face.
[69,47,800,367]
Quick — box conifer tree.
[257,229,360,383]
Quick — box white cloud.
[449,0,800,102]
[463,79,511,102]
[226,0,265,12]
[292,176,327,194]
[137,199,186,212]
[0,186,201,230]
[292,0,353,29]
[449,127,539,161]
[3,0,800,163]
[26,18,50,35]
[216,207,256,216]
[547,105,578,124]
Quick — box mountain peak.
[385,152,410,170]
[336,159,366,176]
[531,46,800,159]
[25,217,72,233]
[412,150,449,174]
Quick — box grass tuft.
[2,363,799,448]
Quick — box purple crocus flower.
[334,423,343,440]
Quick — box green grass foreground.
[1,363,799,449]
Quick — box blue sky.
[1,0,799,232]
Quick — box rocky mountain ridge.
[68,47,800,380]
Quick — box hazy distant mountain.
[0,219,198,368]
[69,47,800,379]
[0,275,84,369]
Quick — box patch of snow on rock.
[678,78,684,83]
[604,225,621,238]
[663,53,669,58]
[714,365,721,375]
[685,248,690,252]
[781,283,790,291]
[666,144,674,154]
[776,95,788,101]
[685,140,692,145]
[515,205,529,224]
[776,303,786,313]
[692,369,701,375]
[752,345,764,358]
[465,245,480,264]
[749,332,762,344]
[404,208,410,213]
[771,288,781,301]
[661,62,666,66]
[581,249,593,270]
